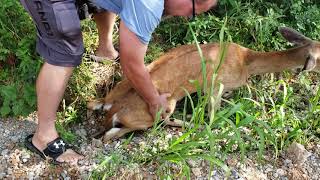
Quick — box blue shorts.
[20,0,84,67]
[94,0,164,44]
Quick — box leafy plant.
[0,0,41,117]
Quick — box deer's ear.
[303,55,317,71]
[279,27,311,46]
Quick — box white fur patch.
[103,127,122,142]
[103,104,113,111]
[105,128,121,136]
[112,113,119,127]
[91,103,103,110]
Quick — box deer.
[87,27,320,142]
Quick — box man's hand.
[119,21,171,120]
[148,93,171,120]
[119,21,172,120]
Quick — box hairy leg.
[93,11,118,60]
[32,63,83,163]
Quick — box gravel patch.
[1,117,320,179]
[0,118,36,152]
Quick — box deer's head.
[279,27,320,71]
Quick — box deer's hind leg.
[164,118,192,127]
[103,127,135,142]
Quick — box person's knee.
[37,62,74,88]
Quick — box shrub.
[0,0,41,117]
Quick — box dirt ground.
[1,116,320,179]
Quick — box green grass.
[88,1,320,178]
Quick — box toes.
[55,149,83,163]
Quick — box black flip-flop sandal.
[24,134,79,165]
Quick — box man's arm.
[119,21,170,118]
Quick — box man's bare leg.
[93,11,118,60]
[32,63,83,163]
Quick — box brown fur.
[87,27,320,142]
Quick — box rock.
[10,153,20,167]
[165,134,172,140]
[231,169,239,179]
[7,168,12,175]
[10,136,20,143]
[28,171,35,179]
[210,176,220,180]
[286,142,311,165]
[4,130,10,135]
[6,143,15,150]
[1,149,9,156]
[288,168,308,180]
[226,157,238,167]
[84,161,90,166]
[192,168,202,177]
[284,159,292,167]
[264,164,273,173]
[312,174,319,180]
[78,159,85,166]
[86,110,93,118]
[276,168,286,176]
[187,159,197,168]
[14,148,20,154]
[0,163,5,174]
[61,171,68,179]
[76,128,87,138]
[21,151,30,163]
[91,138,103,148]
[241,166,268,180]
[114,141,121,149]
[265,167,273,173]
[80,174,89,180]
[0,173,5,179]
[138,141,146,150]
[22,158,28,163]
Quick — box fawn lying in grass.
[88,27,320,142]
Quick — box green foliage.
[89,153,129,179]
[156,0,320,51]
[91,0,320,178]
[55,122,77,143]
[0,83,36,117]
[0,0,41,117]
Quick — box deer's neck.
[246,46,308,75]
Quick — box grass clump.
[90,1,320,178]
